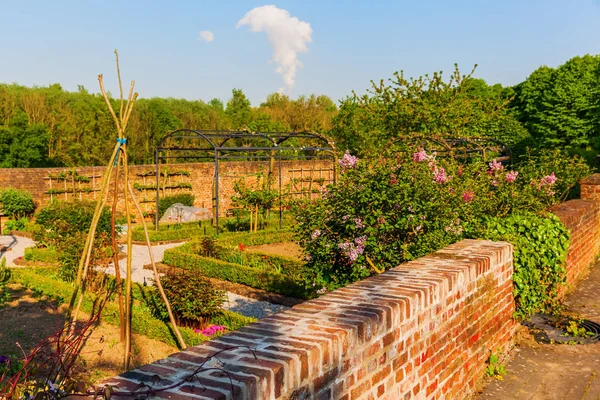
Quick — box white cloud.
[198,31,214,42]
[237,5,312,93]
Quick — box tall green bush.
[475,213,569,319]
[294,146,578,316]
[0,188,36,219]
[35,201,116,282]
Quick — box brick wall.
[103,239,516,399]
[550,173,600,289]
[0,160,334,216]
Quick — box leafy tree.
[330,65,530,156]
[511,55,600,149]
[225,89,252,129]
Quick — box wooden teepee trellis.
[67,50,186,371]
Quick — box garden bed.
[162,229,312,299]
[9,267,257,349]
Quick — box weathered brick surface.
[551,173,600,290]
[102,239,516,399]
[0,160,333,215]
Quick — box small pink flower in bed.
[413,150,429,162]
[506,170,518,182]
[462,191,474,203]
[489,159,503,172]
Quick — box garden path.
[0,234,35,266]
[476,263,600,400]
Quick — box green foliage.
[216,228,295,248]
[158,193,195,220]
[10,267,256,348]
[35,201,116,281]
[0,83,336,167]
[475,213,569,319]
[331,65,529,156]
[485,350,507,379]
[511,55,600,149]
[23,247,60,264]
[0,188,36,219]
[4,217,28,232]
[0,257,11,306]
[294,146,561,291]
[516,149,591,201]
[163,241,312,299]
[147,268,225,328]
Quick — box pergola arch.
[154,130,336,231]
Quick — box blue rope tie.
[114,137,127,166]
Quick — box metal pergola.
[154,129,336,232]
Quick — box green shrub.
[23,247,60,264]
[148,267,226,328]
[216,228,295,248]
[35,201,117,282]
[293,146,560,291]
[158,193,195,220]
[4,217,28,232]
[0,188,36,219]
[0,257,11,306]
[10,267,256,348]
[163,245,311,299]
[475,213,570,319]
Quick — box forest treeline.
[1,54,600,167]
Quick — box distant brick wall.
[0,160,334,216]
[103,240,516,399]
[551,173,600,289]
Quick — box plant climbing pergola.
[154,129,337,232]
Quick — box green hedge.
[23,247,60,264]
[10,268,256,348]
[163,247,310,299]
[216,228,295,248]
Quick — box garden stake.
[68,50,185,371]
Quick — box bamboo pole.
[126,180,186,349]
[110,158,126,342]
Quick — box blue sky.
[1,0,599,105]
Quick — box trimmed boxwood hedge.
[216,228,295,248]
[163,245,311,299]
[10,268,256,348]
[23,247,60,264]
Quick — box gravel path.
[0,235,35,266]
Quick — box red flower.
[238,243,247,251]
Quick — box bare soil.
[0,283,177,383]
[247,241,303,260]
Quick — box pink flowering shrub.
[293,145,588,291]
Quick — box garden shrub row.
[10,268,256,348]
[162,246,310,299]
[23,247,60,264]
[216,228,295,248]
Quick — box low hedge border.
[163,247,310,299]
[23,247,60,264]
[10,268,256,348]
[216,229,295,248]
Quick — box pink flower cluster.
[462,191,474,203]
[311,229,321,240]
[194,325,226,337]
[506,170,518,182]
[433,168,451,184]
[413,149,429,162]
[489,159,504,172]
[541,172,557,186]
[353,217,364,229]
[338,236,367,262]
[338,150,359,170]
